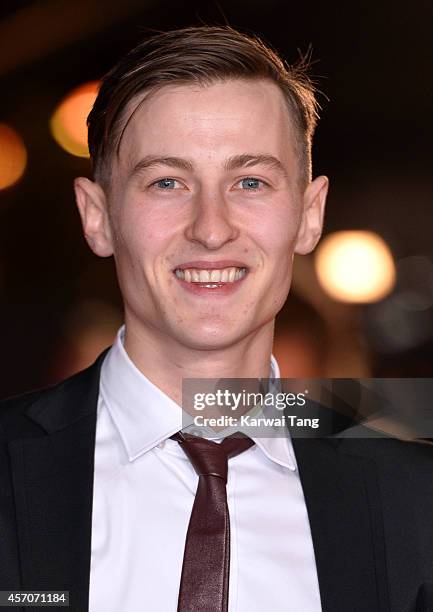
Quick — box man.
[1,25,432,612]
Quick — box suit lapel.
[8,350,107,611]
[291,434,390,612]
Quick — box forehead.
[117,78,297,174]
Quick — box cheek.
[114,202,174,264]
[254,206,300,260]
[250,206,301,309]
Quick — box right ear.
[73,177,114,257]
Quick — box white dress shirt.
[89,325,322,611]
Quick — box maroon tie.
[171,431,255,612]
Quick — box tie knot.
[171,432,254,483]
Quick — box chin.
[173,321,245,351]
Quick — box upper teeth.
[174,267,247,283]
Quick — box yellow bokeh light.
[315,230,396,303]
[0,124,27,190]
[50,81,100,158]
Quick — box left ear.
[295,175,329,254]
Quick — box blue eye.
[240,177,262,189]
[154,178,177,189]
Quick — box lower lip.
[173,271,248,296]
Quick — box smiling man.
[1,25,433,612]
[77,74,326,401]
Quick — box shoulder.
[335,427,433,464]
[0,347,109,441]
[0,385,53,420]
[0,384,59,440]
[334,430,433,500]
[0,375,78,444]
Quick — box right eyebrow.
[128,156,194,181]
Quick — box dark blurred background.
[0,0,432,398]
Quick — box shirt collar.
[100,325,296,471]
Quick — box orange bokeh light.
[0,123,27,190]
[50,81,100,158]
[315,230,396,303]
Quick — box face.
[75,78,328,351]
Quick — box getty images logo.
[193,389,308,411]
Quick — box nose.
[184,189,239,249]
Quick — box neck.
[122,317,275,406]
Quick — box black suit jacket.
[1,350,433,612]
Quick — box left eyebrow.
[224,154,289,180]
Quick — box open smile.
[172,262,249,295]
